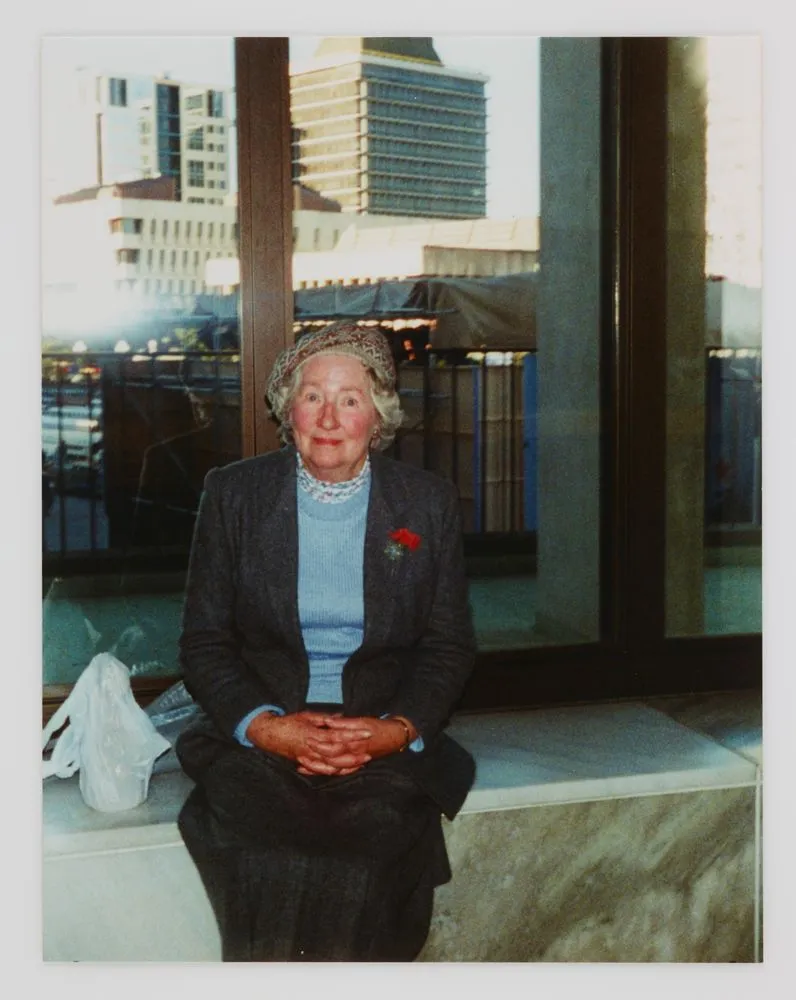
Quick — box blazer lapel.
[256,449,307,666]
[360,455,403,653]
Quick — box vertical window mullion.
[235,37,294,456]
[615,38,669,652]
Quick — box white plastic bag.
[42,652,171,812]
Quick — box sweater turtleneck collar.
[296,451,371,504]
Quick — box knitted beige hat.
[266,322,396,410]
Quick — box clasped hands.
[245,710,417,777]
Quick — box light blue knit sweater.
[234,481,368,742]
[297,477,370,704]
[235,473,422,752]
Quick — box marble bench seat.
[42,695,762,963]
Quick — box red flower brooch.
[385,527,422,560]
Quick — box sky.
[40,34,541,218]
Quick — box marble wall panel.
[43,843,222,961]
[420,787,756,962]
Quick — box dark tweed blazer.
[176,446,477,820]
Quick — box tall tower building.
[46,68,234,206]
[290,37,488,219]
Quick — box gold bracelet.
[389,716,412,752]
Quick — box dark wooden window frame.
[236,36,760,712]
[42,37,760,723]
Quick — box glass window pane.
[288,36,603,648]
[41,37,240,685]
[664,37,762,636]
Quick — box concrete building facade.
[290,37,488,219]
[42,178,240,338]
[46,68,234,205]
[43,176,538,320]
[293,216,539,286]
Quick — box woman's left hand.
[296,715,416,776]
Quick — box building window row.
[367,135,486,165]
[368,117,486,149]
[157,133,182,153]
[156,82,180,115]
[184,89,225,117]
[369,171,486,199]
[187,160,205,187]
[136,278,209,294]
[364,63,484,96]
[115,248,140,264]
[367,80,484,114]
[108,77,127,107]
[109,217,143,235]
[207,90,224,117]
[143,218,236,243]
[368,154,485,184]
[368,190,485,216]
[368,99,487,131]
[138,247,236,274]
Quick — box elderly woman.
[176,322,476,962]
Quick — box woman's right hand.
[245,711,373,776]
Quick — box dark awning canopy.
[294,272,538,351]
[294,280,431,321]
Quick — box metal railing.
[42,346,760,573]
[42,350,241,571]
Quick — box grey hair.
[269,359,404,452]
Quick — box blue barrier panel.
[472,364,482,532]
[706,351,762,527]
[523,353,538,532]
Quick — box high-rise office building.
[290,37,488,219]
[44,69,235,205]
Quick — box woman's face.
[289,353,379,483]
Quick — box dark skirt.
[176,709,450,962]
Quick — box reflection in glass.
[41,38,240,684]
[664,37,762,637]
[288,36,602,649]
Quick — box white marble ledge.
[43,702,759,858]
[447,702,759,814]
[643,693,762,766]
[43,769,190,859]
